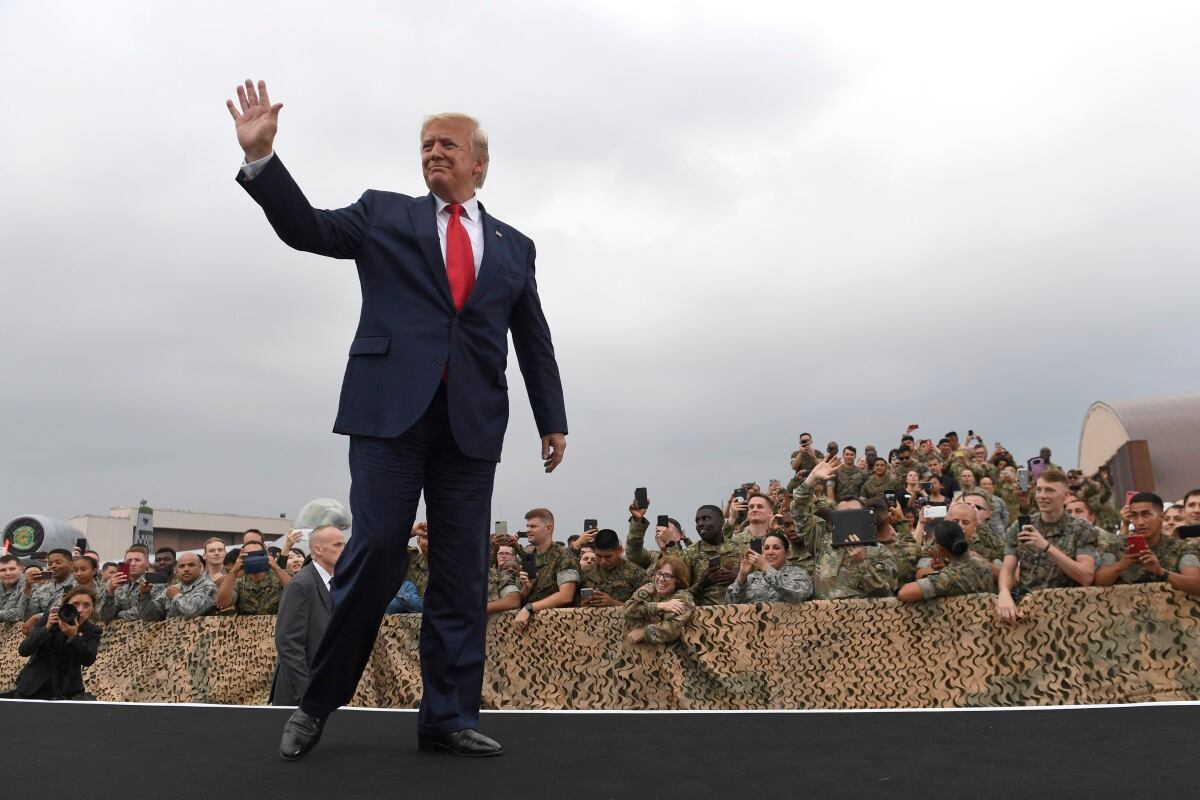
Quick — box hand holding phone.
[634,487,649,510]
[1126,534,1148,555]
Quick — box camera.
[58,601,79,626]
[243,553,269,575]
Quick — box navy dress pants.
[300,383,496,736]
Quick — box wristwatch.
[524,603,536,615]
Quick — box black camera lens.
[58,602,79,625]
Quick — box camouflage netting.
[2,584,1198,708]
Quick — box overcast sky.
[2,1,1198,540]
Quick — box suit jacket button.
[451,316,459,326]
[436,357,446,365]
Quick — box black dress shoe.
[280,708,327,761]
[418,729,503,757]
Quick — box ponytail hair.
[933,520,970,558]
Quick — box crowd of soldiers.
[5,428,1200,659]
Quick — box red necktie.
[446,203,475,310]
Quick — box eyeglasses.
[652,571,675,581]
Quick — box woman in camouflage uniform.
[725,531,812,604]
[624,554,695,645]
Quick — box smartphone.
[884,491,897,505]
[1125,491,1138,507]
[495,520,508,535]
[923,505,947,520]
[1017,468,1030,493]
[1027,457,1047,482]
[656,514,669,528]
[1018,514,1032,529]
[708,556,722,569]
[580,588,594,600]
[145,571,171,585]
[732,487,748,502]
[634,487,649,510]
[31,572,54,582]
[521,551,538,581]
[117,563,131,579]
[584,519,597,531]
[1175,525,1200,540]
[75,537,88,552]
[1126,534,1148,555]
[920,482,933,493]
[968,429,975,438]
[749,538,763,554]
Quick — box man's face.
[205,541,226,566]
[312,529,346,568]
[972,446,987,462]
[176,554,203,584]
[959,470,976,490]
[747,496,772,524]
[1035,477,1069,515]
[416,530,429,557]
[525,516,553,547]
[243,533,264,548]
[961,495,990,522]
[798,434,812,449]
[938,442,952,458]
[71,558,96,585]
[1129,502,1164,540]
[155,551,176,575]
[928,459,942,475]
[1066,499,1095,524]
[421,119,484,201]
[919,440,933,455]
[694,507,724,544]
[1040,448,1052,461]
[842,449,855,466]
[496,546,517,569]
[873,460,887,476]
[100,564,117,583]
[0,560,21,588]
[578,549,597,570]
[947,504,979,537]
[46,552,73,580]
[1185,495,1200,525]
[980,477,994,493]
[593,547,623,571]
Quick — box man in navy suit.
[227,79,568,759]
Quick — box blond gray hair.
[421,113,490,188]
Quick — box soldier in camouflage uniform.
[99,547,164,622]
[686,504,745,606]
[579,528,649,605]
[790,434,820,475]
[791,462,897,599]
[70,555,108,614]
[860,458,901,500]
[996,471,1099,622]
[215,542,290,615]
[624,554,696,645]
[406,524,430,597]
[0,554,27,623]
[626,501,685,570]
[139,554,218,619]
[833,447,867,501]
[513,509,580,630]
[17,550,77,626]
[898,520,995,601]
[1094,492,1200,594]
[485,567,521,614]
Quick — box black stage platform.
[3,700,1192,798]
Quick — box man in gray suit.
[272,526,346,706]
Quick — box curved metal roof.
[1079,394,1200,501]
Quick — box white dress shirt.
[312,561,333,592]
[240,152,484,276]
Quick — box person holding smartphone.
[0,554,28,623]
[623,555,695,645]
[685,505,743,606]
[138,553,217,619]
[725,532,812,605]
[1093,492,1200,593]
[2,586,101,701]
[995,470,1099,622]
[98,545,163,622]
[578,529,649,606]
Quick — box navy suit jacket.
[237,156,567,462]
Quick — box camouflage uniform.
[525,542,580,604]
[139,573,217,619]
[995,483,1022,524]
[860,474,901,500]
[970,525,1007,563]
[878,538,923,586]
[834,466,867,502]
[18,575,76,621]
[229,571,284,615]
[624,517,660,570]
[914,558,996,599]
[684,538,744,606]
[1004,513,1100,591]
[405,548,429,597]
[0,576,27,623]
[1098,535,1200,583]
[623,586,695,644]
[892,458,922,482]
[99,577,165,622]
[790,482,896,599]
[487,567,520,603]
[791,448,820,474]
[725,565,812,604]
[580,558,649,603]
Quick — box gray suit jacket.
[270,563,331,706]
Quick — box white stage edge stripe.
[1,698,1198,715]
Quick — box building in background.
[1078,394,1200,504]
[68,506,293,564]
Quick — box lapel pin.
[495,230,503,238]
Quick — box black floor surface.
[1,700,1192,799]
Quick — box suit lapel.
[312,566,332,612]
[409,195,455,310]
[465,207,501,311]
